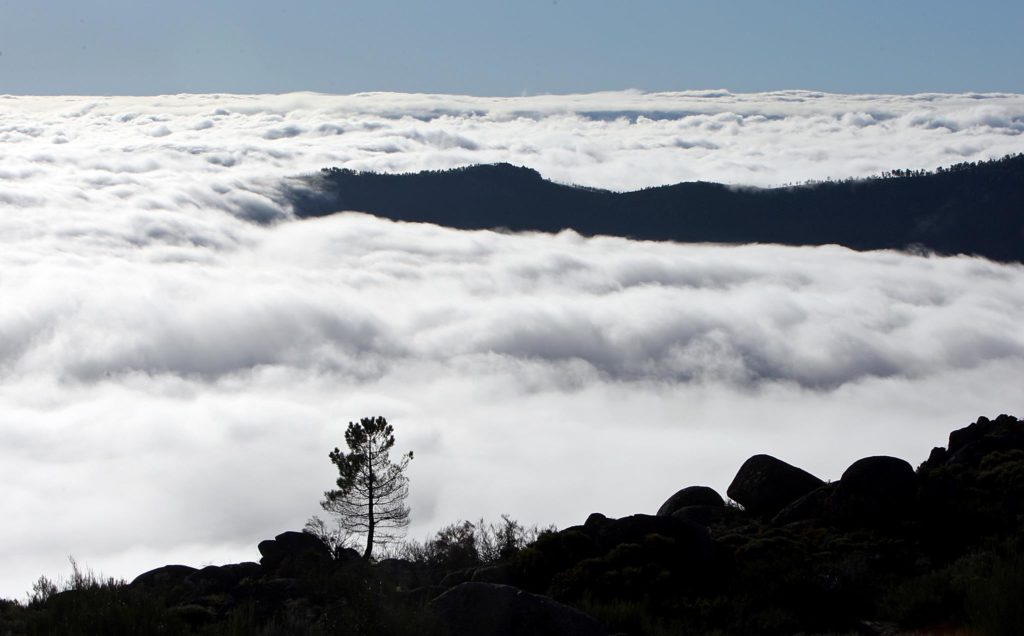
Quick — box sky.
[2,1,1024,95]
[0,92,1023,597]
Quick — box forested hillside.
[290,154,1024,262]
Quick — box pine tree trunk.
[363,479,375,559]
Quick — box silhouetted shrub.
[400,515,556,579]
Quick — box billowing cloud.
[1,90,1023,206]
[1,91,1023,597]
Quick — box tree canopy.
[320,416,413,560]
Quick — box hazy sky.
[2,1,1023,95]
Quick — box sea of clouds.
[1,90,1023,597]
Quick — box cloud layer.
[1,91,1023,597]
[2,90,1024,203]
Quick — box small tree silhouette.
[320,416,412,560]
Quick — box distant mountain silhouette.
[289,154,1024,262]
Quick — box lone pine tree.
[321,416,413,559]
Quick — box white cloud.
[0,91,1023,597]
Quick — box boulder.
[772,456,916,526]
[337,547,362,562]
[948,415,992,455]
[772,483,837,525]
[951,434,1024,467]
[838,455,914,498]
[235,577,302,605]
[829,456,915,524]
[516,514,719,599]
[921,446,948,470]
[672,504,744,527]
[948,415,1023,459]
[585,514,715,563]
[920,415,1023,472]
[130,564,197,590]
[271,530,331,557]
[257,530,332,574]
[473,564,513,585]
[656,486,725,516]
[185,562,262,594]
[439,567,476,590]
[727,454,824,517]
[430,582,607,636]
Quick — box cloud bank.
[1,91,1023,597]
[1,90,1023,204]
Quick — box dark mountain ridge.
[289,154,1024,262]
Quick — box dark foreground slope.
[289,154,1024,262]
[4,414,1023,635]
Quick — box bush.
[23,557,188,636]
[400,515,554,574]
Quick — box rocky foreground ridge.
[3,414,1023,635]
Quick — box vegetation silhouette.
[4,413,1024,635]
[290,153,1024,263]
[319,416,413,560]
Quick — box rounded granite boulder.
[656,485,725,516]
[727,454,824,517]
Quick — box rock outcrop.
[257,530,332,575]
[130,564,197,589]
[656,485,725,516]
[829,455,915,524]
[727,454,824,516]
[772,483,837,525]
[184,562,262,595]
[771,456,915,527]
[24,413,1021,636]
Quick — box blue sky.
[1,1,1022,95]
